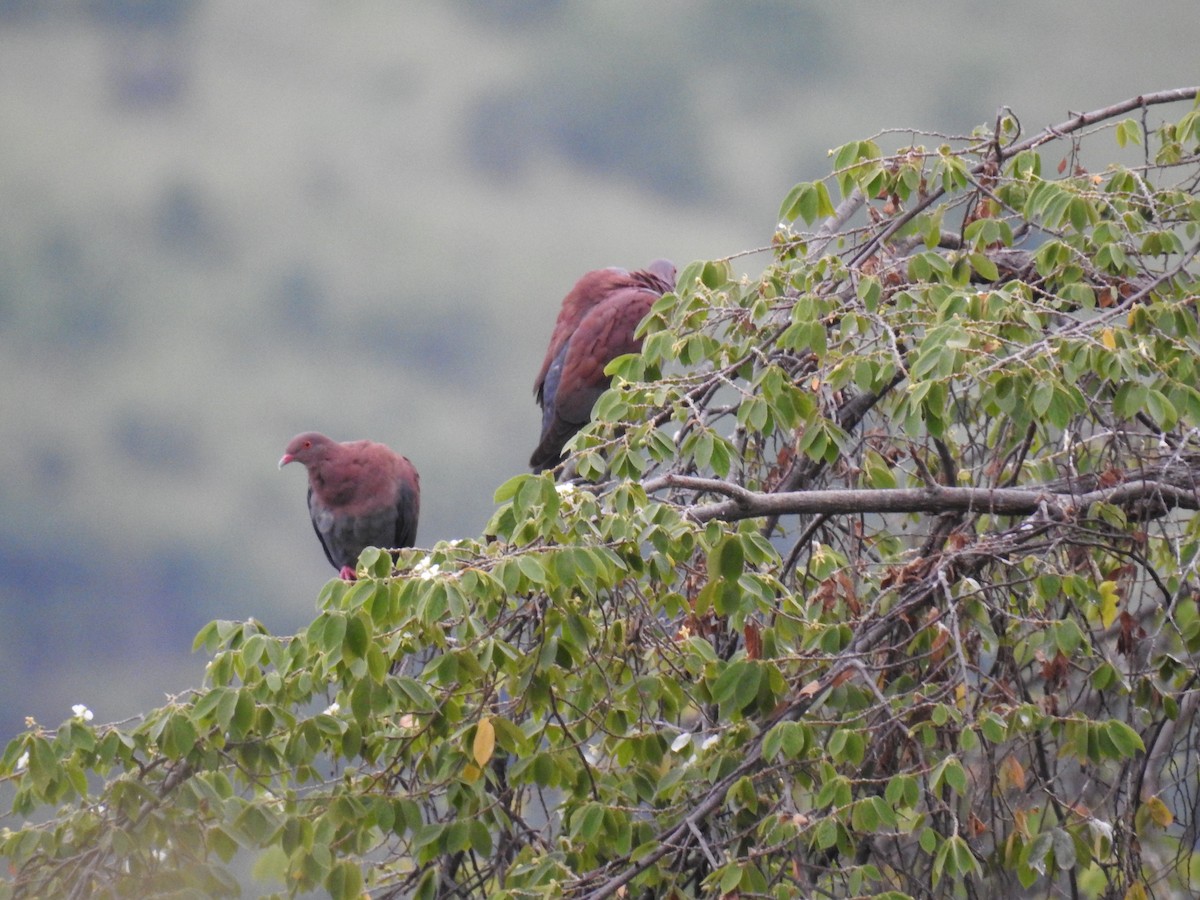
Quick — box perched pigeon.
[279,432,420,579]
[531,259,676,472]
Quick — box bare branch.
[851,87,1200,266]
[646,469,1200,524]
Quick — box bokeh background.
[1,0,1196,738]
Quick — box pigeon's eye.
[304,441,312,449]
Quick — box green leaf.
[1144,389,1178,430]
[317,613,348,655]
[969,252,999,281]
[931,756,967,796]
[857,274,882,309]
[192,619,221,653]
[493,473,533,504]
[1102,720,1145,758]
[252,845,289,883]
[781,180,836,225]
[700,260,731,289]
[709,536,744,582]
[161,713,197,760]
[325,861,364,900]
[574,802,606,841]
[851,798,880,832]
[718,863,742,894]
[780,181,830,225]
[1115,118,1142,147]
[343,613,369,662]
[712,660,761,715]
[193,686,233,724]
[516,554,547,586]
[813,817,838,851]
[980,712,1007,744]
[235,803,279,846]
[885,774,918,808]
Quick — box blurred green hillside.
[0,0,1196,736]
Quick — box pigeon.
[279,432,420,579]
[531,259,675,471]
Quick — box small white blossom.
[72,704,94,722]
[701,733,720,751]
[411,556,441,580]
[323,702,340,716]
[1087,818,1114,851]
[670,733,692,753]
[15,751,28,772]
[555,483,578,497]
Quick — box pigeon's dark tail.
[529,417,578,473]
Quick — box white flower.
[1088,818,1113,843]
[15,751,28,772]
[411,556,442,580]
[323,702,340,716]
[555,483,578,497]
[72,704,94,722]
[670,733,692,753]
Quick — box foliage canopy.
[4,88,1200,899]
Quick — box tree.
[4,87,1200,899]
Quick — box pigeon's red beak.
[278,454,295,469]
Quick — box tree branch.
[645,470,1200,524]
[809,187,866,258]
[851,87,1200,267]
